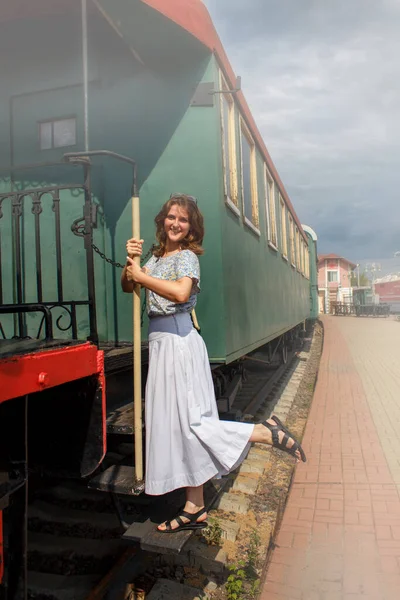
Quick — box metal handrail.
[0,304,53,340]
[64,150,138,196]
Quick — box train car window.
[240,119,259,232]
[289,215,296,266]
[305,243,309,276]
[38,117,77,150]
[265,168,278,248]
[279,195,288,259]
[295,226,301,270]
[300,240,303,273]
[220,73,239,214]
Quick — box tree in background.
[350,271,371,287]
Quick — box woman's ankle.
[184,501,205,513]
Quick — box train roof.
[1,0,307,241]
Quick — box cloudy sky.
[203,0,400,261]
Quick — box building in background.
[317,254,356,313]
[374,274,400,313]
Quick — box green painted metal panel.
[111,57,226,360]
[0,9,313,363]
[0,11,226,356]
[214,58,310,362]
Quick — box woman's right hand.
[126,238,144,258]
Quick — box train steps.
[102,342,149,375]
[26,479,128,600]
[106,401,138,436]
[28,531,122,558]
[29,499,121,534]
[28,572,99,600]
[88,467,230,555]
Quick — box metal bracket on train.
[71,205,98,237]
[71,217,85,237]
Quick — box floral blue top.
[144,249,200,317]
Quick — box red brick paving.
[261,316,400,600]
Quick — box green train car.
[0,0,317,363]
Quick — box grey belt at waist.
[148,312,194,336]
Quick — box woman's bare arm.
[123,257,193,303]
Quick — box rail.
[333,302,390,317]
[0,168,97,342]
[355,303,390,317]
[0,150,138,344]
[332,303,356,316]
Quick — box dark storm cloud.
[204,0,400,260]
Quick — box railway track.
[22,333,304,600]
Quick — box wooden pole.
[81,0,89,152]
[132,196,143,483]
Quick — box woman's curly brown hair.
[153,195,204,257]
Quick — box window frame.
[305,243,310,279]
[38,116,77,151]
[295,226,301,270]
[219,72,239,216]
[265,167,278,250]
[279,194,288,260]
[288,214,296,267]
[328,270,338,283]
[239,117,260,234]
[299,240,303,274]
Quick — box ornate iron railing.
[0,151,137,344]
[0,160,98,343]
[333,302,390,317]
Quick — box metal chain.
[91,243,156,327]
[91,243,155,268]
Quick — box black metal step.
[89,467,233,555]
[102,343,149,374]
[107,402,140,435]
[28,572,99,600]
[123,518,192,555]
[88,465,144,496]
[122,478,230,555]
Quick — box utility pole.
[366,263,381,303]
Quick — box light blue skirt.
[145,312,254,495]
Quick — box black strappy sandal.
[262,415,307,462]
[157,507,208,534]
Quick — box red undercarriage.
[0,342,106,584]
[0,342,104,404]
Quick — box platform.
[262,315,400,600]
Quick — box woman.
[121,194,306,534]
